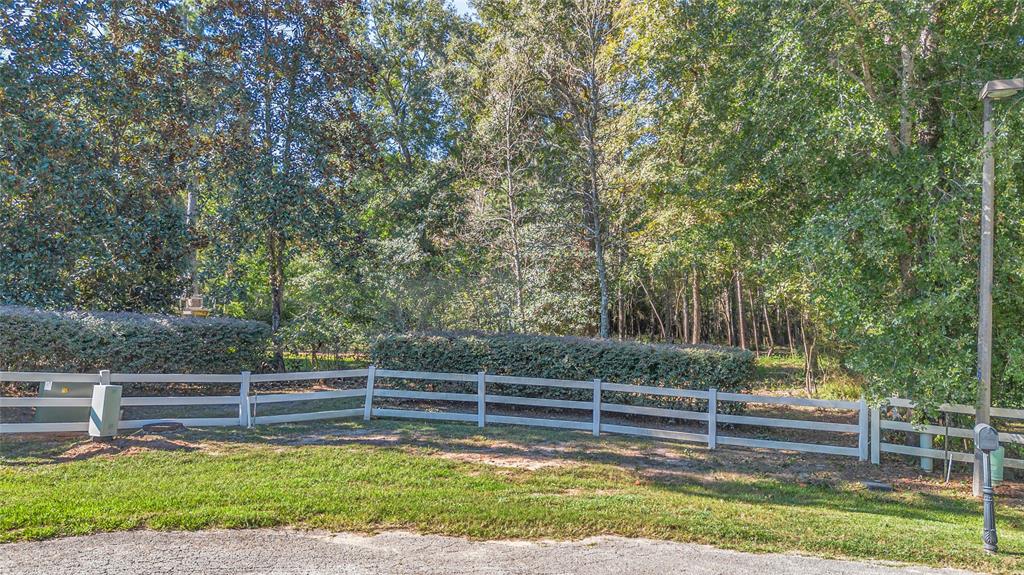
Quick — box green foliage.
[817,379,864,403]
[620,0,1024,408]
[370,332,753,405]
[0,306,270,373]
[194,0,374,367]
[282,353,366,372]
[5,0,1024,410]
[0,1,207,311]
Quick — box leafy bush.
[0,305,270,373]
[370,332,754,410]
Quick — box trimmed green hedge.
[370,332,754,409]
[0,305,270,373]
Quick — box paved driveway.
[1,529,976,575]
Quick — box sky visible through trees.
[2,0,1024,407]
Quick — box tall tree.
[355,0,470,333]
[536,0,624,338]
[204,0,373,368]
[0,1,222,311]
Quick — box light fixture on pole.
[180,187,212,318]
[974,77,1023,496]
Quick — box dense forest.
[2,1,1023,406]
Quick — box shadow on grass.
[1,434,83,463]
[2,434,199,466]
[651,475,1018,530]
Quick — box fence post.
[88,370,121,439]
[477,372,486,428]
[707,388,718,449]
[858,397,868,461]
[363,365,376,421]
[871,406,881,464]
[592,378,601,437]
[920,432,934,472]
[239,371,251,428]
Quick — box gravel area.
[0,529,977,575]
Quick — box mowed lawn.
[2,420,1023,574]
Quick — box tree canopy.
[2,0,1023,407]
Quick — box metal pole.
[975,97,995,496]
[982,450,997,553]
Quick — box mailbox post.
[974,423,999,553]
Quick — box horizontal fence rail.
[871,398,1024,471]
[6,369,1023,479]
[1,372,101,433]
[1,368,873,464]
[250,369,369,426]
[715,393,867,459]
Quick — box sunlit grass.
[1,421,1021,573]
[752,354,865,399]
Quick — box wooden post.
[477,372,486,428]
[707,388,718,449]
[871,406,881,464]
[592,378,601,437]
[858,397,868,461]
[363,365,376,421]
[89,370,121,439]
[920,432,934,472]
[239,371,251,428]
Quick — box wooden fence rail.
[7,368,1023,476]
[1,367,871,462]
[871,398,1024,471]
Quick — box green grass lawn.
[2,420,1023,573]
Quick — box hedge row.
[370,332,754,410]
[0,305,271,374]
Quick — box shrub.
[0,305,270,373]
[370,332,754,410]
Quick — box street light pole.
[975,96,994,496]
[974,78,1023,496]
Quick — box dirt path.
[1,529,976,575]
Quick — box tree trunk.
[583,113,609,338]
[748,288,759,356]
[639,274,666,339]
[785,307,794,354]
[800,311,818,394]
[268,230,286,372]
[734,271,746,349]
[690,265,701,344]
[617,284,624,339]
[680,281,689,343]
[762,301,775,355]
[595,237,610,338]
[504,125,527,332]
[724,288,734,346]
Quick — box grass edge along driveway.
[1,421,1022,574]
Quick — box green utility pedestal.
[33,381,93,423]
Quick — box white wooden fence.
[871,398,1024,471]
[0,367,868,460]
[8,368,1024,476]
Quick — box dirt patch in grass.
[266,427,572,470]
[54,434,200,462]
[435,450,568,470]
